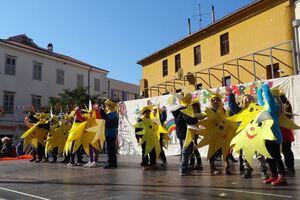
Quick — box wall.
[0,42,108,142]
[142,0,295,96]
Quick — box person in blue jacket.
[101,99,119,169]
[258,84,287,186]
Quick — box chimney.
[212,5,216,23]
[188,18,191,35]
[47,43,53,52]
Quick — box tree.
[49,87,91,113]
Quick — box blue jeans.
[179,140,193,173]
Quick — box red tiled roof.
[0,36,108,73]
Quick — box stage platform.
[0,155,299,200]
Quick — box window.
[56,69,64,85]
[223,76,231,86]
[94,78,100,92]
[220,33,230,56]
[194,45,201,65]
[266,63,280,79]
[112,89,122,100]
[5,55,16,76]
[3,91,15,114]
[127,93,136,100]
[175,54,181,72]
[77,74,84,87]
[162,59,168,77]
[33,62,42,81]
[32,95,41,110]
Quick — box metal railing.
[143,40,297,97]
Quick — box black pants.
[70,142,83,164]
[52,147,58,162]
[190,136,202,165]
[141,142,156,166]
[282,141,294,170]
[159,133,167,163]
[106,136,117,166]
[266,140,285,176]
[37,143,45,160]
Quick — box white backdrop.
[118,75,300,158]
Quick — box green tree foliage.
[49,87,91,113]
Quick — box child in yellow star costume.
[150,104,169,167]
[45,114,71,163]
[64,102,105,167]
[170,91,199,176]
[135,105,167,170]
[21,112,50,162]
[188,99,206,171]
[197,92,238,175]
[226,87,268,179]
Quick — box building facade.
[0,34,139,142]
[138,0,298,97]
[108,78,139,101]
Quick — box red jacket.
[280,127,294,143]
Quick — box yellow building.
[137,0,298,97]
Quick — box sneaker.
[103,164,117,169]
[67,163,75,167]
[180,171,191,176]
[271,176,287,186]
[261,170,269,180]
[161,162,168,167]
[193,164,203,171]
[84,161,92,167]
[263,176,278,184]
[49,160,57,163]
[75,162,83,166]
[89,161,97,168]
[210,168,221,174]
[29,158,36,162]
[142,166,150,170]
[41,159,49,163]
[242,169,252,178]
[286,168,295,177]
[35,159,42,163]
[226,168,232,175]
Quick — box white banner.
[118,75,300,158]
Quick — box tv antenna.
[193,4,210,29]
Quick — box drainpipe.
[107,79,110,99]
[88,67,92,96]
[293,19,300,74]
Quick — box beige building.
[108,78,139,101]
[0,34,138,142]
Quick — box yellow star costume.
[64,120,87,155]
[45,120,71,156]
[150,106,171,148]
[227,103,263,133]
[21,116,49,149]
[279,114,300,129]
[197,107,238,161]
[230,109,277,167]
[135,118,162,159]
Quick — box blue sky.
[0,0,253,85]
